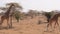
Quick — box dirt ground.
[0,16,60,34]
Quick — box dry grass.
[0,16,60,34]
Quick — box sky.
[0,0,60,12]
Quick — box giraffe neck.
[5,4,13,15]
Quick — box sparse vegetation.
[0,2,23,28]
[0,2,60,34]
[42,12,53,23]
[14,11,20,22]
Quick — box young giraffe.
[0,4,14,28]
[46,13,60,32]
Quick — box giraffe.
[0,4,14,28]
[46,13,60,32]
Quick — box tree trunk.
[17,19,19,22]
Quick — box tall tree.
[6,2,23,27]
[14,11,21,22]
[0,2,23,28]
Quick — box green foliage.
[44,12,52,18]
[43,12,52,22]
[14,11,20,22]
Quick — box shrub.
[14,11,20,22]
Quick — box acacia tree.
[42,12,52,23]
[0,2,23,28]
[14,11,21,22]
[6,3,23,28]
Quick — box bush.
[14,11,20,22]
[44,12,52,22]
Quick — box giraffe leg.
[46,23,50,31]
[51,21,57,31]
[45,21,53,32]
[54,21,57,28]
[0,18,4,29]
[7,18,10,29]
[54,20,60,31]
[0,17,4,25]
[45,21,50,32]
[50,23,53,32]
[9,17,12,28]
[45,19,50,32]
[56,21,60,31]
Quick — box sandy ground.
[0,16,60,34]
